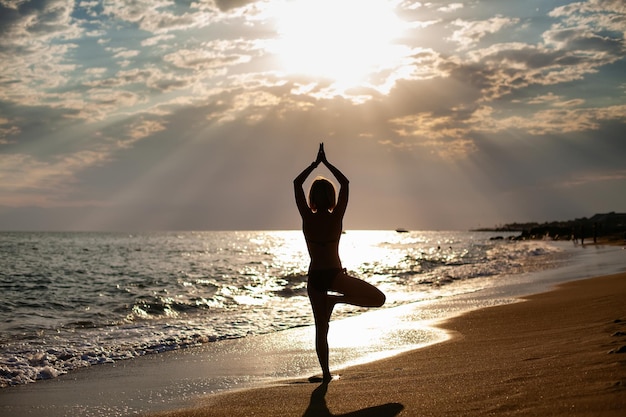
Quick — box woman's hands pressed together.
[316,143,327,166]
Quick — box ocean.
[0,230,572,389]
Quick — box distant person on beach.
[294,143,386,383]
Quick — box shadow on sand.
[302,382,404,417]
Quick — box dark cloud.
[545,27,624,53]
[0,0,75,39]
[213,0,257,12]
[0,102,83,154]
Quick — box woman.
[294,143,386,383]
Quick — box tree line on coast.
[475,212,626,243]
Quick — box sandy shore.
[152,272,626,417]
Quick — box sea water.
[0,230,569,388]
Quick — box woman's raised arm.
[294,159,319,217]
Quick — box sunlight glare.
[270,0,407,86]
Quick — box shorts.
[308,268,343,293]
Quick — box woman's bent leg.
[330,272,385,308]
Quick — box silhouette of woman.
[294,143,386,382]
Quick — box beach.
[153,271,626,417]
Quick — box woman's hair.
[308,177,336,212]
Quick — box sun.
[269,0,407,87]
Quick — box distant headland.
[473,212,626,243]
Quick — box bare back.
[302,210,343,270]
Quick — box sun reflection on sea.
[339,230,408,271]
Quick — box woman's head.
[309,177,336,212]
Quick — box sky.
[0,0,625,231]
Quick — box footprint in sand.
[609,346,626,354]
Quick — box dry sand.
[151,272,626,417]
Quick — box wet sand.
[153,272,626,417]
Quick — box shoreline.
[153,272,626,416]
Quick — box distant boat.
[395,228,409,233]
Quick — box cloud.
[0,41,79,106]
[141,33,176,47]
[385,103,626,157]
[212,0,258,12]
[86,89,142,114]
[101,0,218,34]
[478,104,626,135]
[449,15,519,49]
[0,1,85,119]
[443,34,623,100]
[0,150,108,206]
[390,111,475,157]
[0,116,20,144]
[543,25,624,53]
[438,3,463,13]
[163,43,253,71]
[116,117,166,147]
[108,48,141,60]
[549,0,626,33]
[438,2,625,101]
[0,0,80,44]
[557,169,626,188]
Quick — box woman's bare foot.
[308,374,340,383]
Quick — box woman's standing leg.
[307,286,332,381]
[307,272,384,382]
